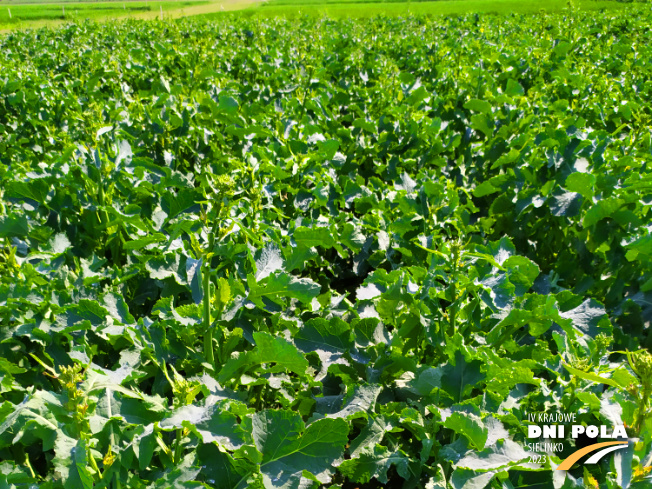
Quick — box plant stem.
[174,429,183,464]
[15,445,36,480]
[24,453,36,480]
[105,388,122,489]
[203,268,213,368]
[88,446,102,480]
[203,228,217,368]
[448,243,459,337]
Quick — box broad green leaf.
[123,234,167,250]
[464,99,492,115]
[473,181,499,198]
[503,256,540,294]
[455,440,530,471]
[294,317,353,376]
[218,95,239,113]
[565,172,595,200]
[5,179,50,204]
[47,233,72,254]
[253,331,309,377]
[442,408,488,450]
[440,352,486,402]
[349,414,396,458]
[549,191,582,217]
[450,468,496,489]
[505,79,524,96]
[293,226,335,249]
[53,436,93,489]
[327,384,381,420]
[582,197,623,227]
[339,445,410,484]
[161,188,200,220]
[197,444,260,489]
[248,272,321,306]
[161,403,248,450]
[339,223,366,252]
[0,214,28,238]
[147,452,203,488]
[252,410,348,488]
[559,298,612,337]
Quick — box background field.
[0,0,263,31]
[0,0,208,24]
[218,0,626,18]
[0,0,633,31]
[0,1,208,29]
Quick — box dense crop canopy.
[0,8,651,488]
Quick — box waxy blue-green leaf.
[252,410,348,489]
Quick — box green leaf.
[248,272,321,306]
[146,253,184,282]
[469,114,493,138]
[464,99,492,115]
[552,41,572,57]
[353,118,376,134]
[395,172,417,193]
[582,197,623,227]
[161,188,200,220]
[293,226,335,249]
[562,363,620,388]
[253,331,309,377]
[455,439,530,471]
[55,299,111,330]
[349,414,396,458]
[440,352,486,402]
[5,179,50,204]
[53,436,93,489]
[0,214,28,238]
[339,445,410,484]
[294,317,353,373]
[123,234,167,250]
[473,181,499,198]
[565,172,595,200]
[133,426,157,472]
[255,245,284,281]
[252,410,348,488]
[186,257,203,305]
[503,256,540,294]
[450,468,496,489]
[326,384,382,420]
[47,232,72,254]
[614,445,634,489]
[559,298,612,337]
[147,452,203,488]
[161,402,248,450]
[442,406,488,450]
[505,79,525,96]
[218,94,240,113]
[339,223,366,252]
[197,444,259,489]
[549,191,582,217]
